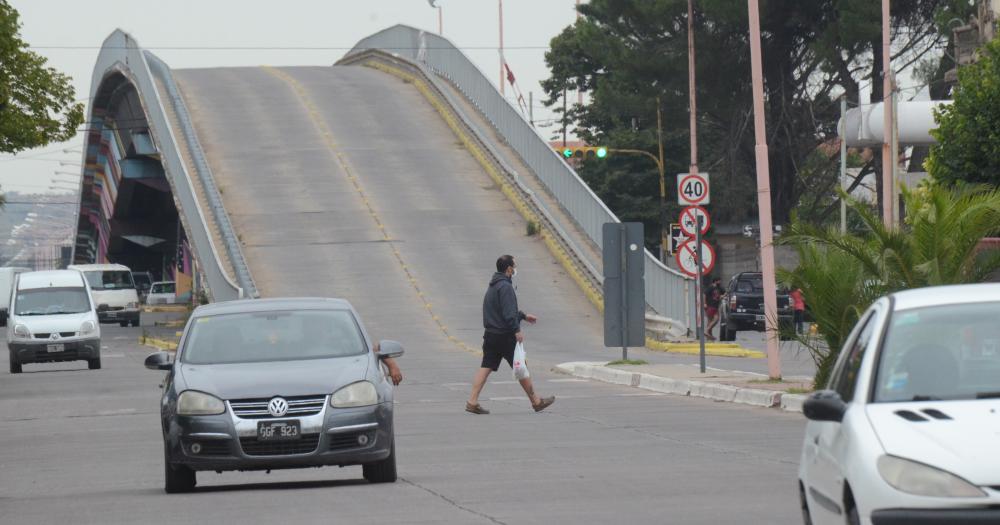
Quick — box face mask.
[511,268,517,278]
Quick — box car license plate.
[46,343,64,353]
[257,420,301,441]
[755,315,765,321]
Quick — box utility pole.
[577,0,584,107]
[687,0,700,212]
[840,97,848,234]
[747,0,781,380]
[881,0,893,227]
[499,0,505,97]
[657,97,667,263]
[438,5,443,35]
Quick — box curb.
[645,340,766,358]
[141,337,177,351]
[554,362,804,413]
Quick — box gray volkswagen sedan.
[144,298,403,493]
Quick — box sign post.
[696,216,706,373]
[602,223,645,360]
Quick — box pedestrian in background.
[466,255,555,415]
[704,277,724,340]
[790,287,806,335]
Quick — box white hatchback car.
[798,283,1000,525]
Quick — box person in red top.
[704,277,724,340]
[789,287,806,335]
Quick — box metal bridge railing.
[343,25,692,328]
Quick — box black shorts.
[481,331,516,371]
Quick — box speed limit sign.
[677,172,710,205]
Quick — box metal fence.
[344,25,693,327]
[81,30,250,302]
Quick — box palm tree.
[779,183,1000,386]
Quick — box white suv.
[7,270,102,373]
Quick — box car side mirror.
[803,390,847,422]
[144,352,174,371]
[377,340,404,360]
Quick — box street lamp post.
[881,0,895,227]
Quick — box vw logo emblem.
[50,333,60,340]
[267,397,288,417]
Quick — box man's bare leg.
[468,367,492,406]
[518,377,542,406]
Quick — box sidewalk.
[553,361,815,413]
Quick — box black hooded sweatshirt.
[482,272,525,334]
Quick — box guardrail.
[80,30,252,302]
[343,25,693,328]
[145,52,258,299]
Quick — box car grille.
[33,332,76,339]
[329,431,375,451]
[240,434,320,456]
[228,395,327,419]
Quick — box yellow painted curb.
[142,305,189,313]
[645,339,766,358]
[141,337,177,351]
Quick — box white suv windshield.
[83,271,135,290]
[15,287,91,316]
[874,302,1000,402]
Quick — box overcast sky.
[0,0,581,194]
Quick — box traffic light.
[556,146,608,160]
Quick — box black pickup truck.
[718,272,793,341]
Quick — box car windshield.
[15,287,91,316]
[874,301,1000,402]
[83,271,135,291]
[181,309,367,365]
[151,283,175,294]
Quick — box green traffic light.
[563,148,573,158]
[596,147,608,159]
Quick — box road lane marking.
[263,66,480,358]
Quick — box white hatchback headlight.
[79,320,96,336]
[877,455,986,498]
[127,302,139,309]
[330,381,378,408]
[12,324,30,340]
[177,390,226,416]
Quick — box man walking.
[466,255,555,415]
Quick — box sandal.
[465,402,490,415]
[532,396,555,413]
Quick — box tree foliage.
[926,38,1000,186]
[543,0,970,243]
[779,183,1000,386]
[0,0,84,154]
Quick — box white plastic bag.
[512,342,530,380]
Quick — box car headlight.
[877,455,986,498]
[79,320,96,336]
[177,390,226,416]
[330,381,378,408]
[127,302,139,309]
[12,324,30,340]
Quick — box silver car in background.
[145,297,403,493]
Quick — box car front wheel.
[9,353,21,374]
[363,441,397,483]
[164,443,196,493]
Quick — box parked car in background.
[146,281,177,305]
[132,271,153,303]
[7,270,102,373]
[718,272,792,341]
[67,263,141,327]
[145,297,403,493]
[0,266,31,327]
[798,283,1000,525]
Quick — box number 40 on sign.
[677,172,710,206]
